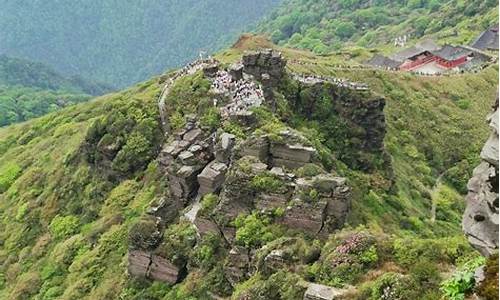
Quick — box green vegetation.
[440,256,486,299]
[0,6,498,295]
[0,55,112,127]
[234,213,283,248]
[0,77,165,299]
[258,0,498,53]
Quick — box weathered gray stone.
[183,128,203,144]
[481,108,499,166]
[216,133,236,163]
[203,64,219,78]
[463,99,499,256]
[282,198,327,235]
[194,217,221,238]
[229,63,244,81]
[242,49,286,87]
[128,250,151,278]
[178,151,195,165]
[239,136,270,162]
[255,193,289,211]
[149,254,181,284]
[304,283,346,300]
[224,246,250,287]
[197,161,228,196]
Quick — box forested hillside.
[0,55,112,127]
[257,0,498,53]
[0,0,282,87]
[0,34,497,299]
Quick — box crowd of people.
[210,70,265,118]
[293,73,369,91]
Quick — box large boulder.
[149,254,183,284]
[463,98,499,256]
[197,161,228,197]
[128,250,151,278]
[303,283,347,300]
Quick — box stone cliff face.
[463,97,499,256]
[281,74,389,172]
[126,50,389,291]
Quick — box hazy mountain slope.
[0,55,113,127]
[0,34,497,298]
[257,0,498,53]
[0,0,282,87]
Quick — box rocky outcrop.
[159,125,213,204]
[282,75,389,172]
[224,246,251,287]
[129,50,368,288]
[242,49,286,87]
[463,98,499,256]
[282,175,350,234]
[127,217,183,284]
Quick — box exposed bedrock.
[463,98,499,256]
[283,77,390,172]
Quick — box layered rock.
[242,49,286,86]
[224,246,251,287]
[283,75,389,172]
[159,125,213,204]
[463,98,499,256]
[127,216,184,283]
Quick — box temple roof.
[471,24,499,50]
[431,45,472,61]
[365,54,401,68]
[390,38,440,62]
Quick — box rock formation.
[463,97,499,256]
[283,72,389,172]
[127,49,388,295]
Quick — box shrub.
[234,213,281,248]
[199,193,219,216]
[316,231,378,286]
[49,215,80,240]
[295,163,325,177]
[0,162,21,193]
[440,256,486,300]
[409,260,441,290]
[156,222,196,267]
[368,272,418,300]
[250,173,286,194]
[200,107,221,130]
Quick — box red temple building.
[366,38,492,74]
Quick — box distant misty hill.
[0,55,112,126]
[0,0,281,87]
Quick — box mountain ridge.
[0,33,497,298]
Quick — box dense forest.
[0,0,282,87]
[257,0,498,53]
[0,55,111,127]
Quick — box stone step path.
[158,59,214,134]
